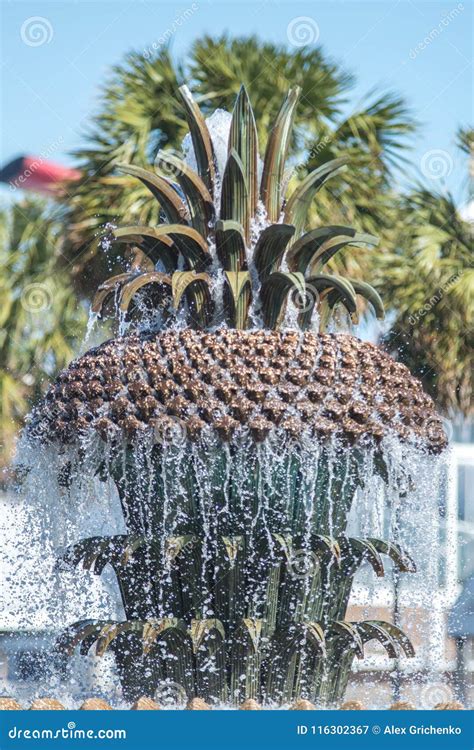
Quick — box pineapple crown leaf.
[94,85,383,331]
[178,83,216,193]
[116,163,188,223]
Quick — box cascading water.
[1,85,451,708]
[3,417,447,706]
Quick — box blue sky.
[1,0,472,202]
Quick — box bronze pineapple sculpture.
[29,85,446,706]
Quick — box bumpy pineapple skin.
[31,329,446,452]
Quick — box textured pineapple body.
[31,329,442,705]
[31,329,445,452]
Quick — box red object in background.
[0,155,81,193]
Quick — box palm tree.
[379,130,473,416]
[62,35,416,292]
[0,200,86,471]
[456,126,473,161]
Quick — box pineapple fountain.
[22,85,448,707]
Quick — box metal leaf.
[361,620,415,658]
[91,273,134,316]
[171,270,210,308]
[368,538,416,573]
[96,622,134,657]
[68,535,141,575]
[104,226,178,271]
[179,85,216,192]
[284,158,347,235]
[220,149,249,243]
[326,621,364,659]
[165,535,197,562]
[56,620,110,656]
[155,151,214,238]
[171,270,212,327]
[215,220,246,271]
[224,271,251,328]
[306,622,326,651]
[80,628,112,656]
[354,621,399,659]
[342,537,385,578]
[118,535,151,567]
[167,227,211,269]
[238,618,262,652]
[137,237,177,272]
[59,536,110,570]
[287,226,348,274]
[349,280,385,320]
[111,225,210,269]
[190,618,226,653]
[311,234,379,273]
[116,163,188,223]
[291,534,340,567]
[82,537,114,571]
[230,619,262,703]
[253,224,296,281]
[305,274,357,315]
[311,535,341,563]
[142,618,182,655]
[260,86,301,222]
[261,271,305,329]
[119,271,172,313]
[228,85,259,218]
[221,536,244,562]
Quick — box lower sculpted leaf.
[261,271,305,328]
